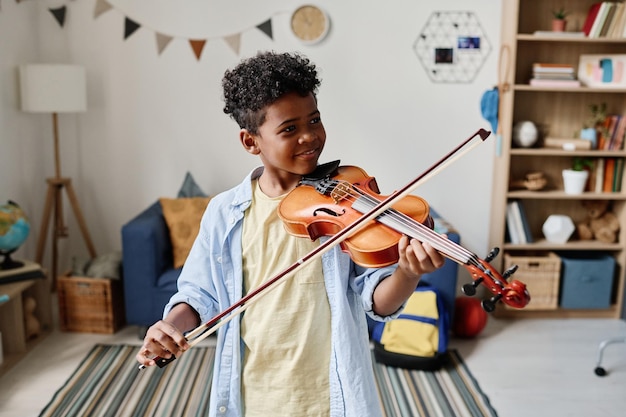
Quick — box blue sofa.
[121,202,460,329]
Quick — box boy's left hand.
[396,235,446,280]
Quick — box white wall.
[1,0,502,285]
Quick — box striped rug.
[40,344,497,417]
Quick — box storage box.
[57,274,125,333]
[559,253,615,309]
[504,252,561,310]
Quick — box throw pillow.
[160,197,211,268]
[177,171,208,198]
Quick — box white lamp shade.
[19,64,87,113]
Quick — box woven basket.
[504,252,561,310]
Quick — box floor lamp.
[19,64,97,286]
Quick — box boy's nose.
[299,132,316,143]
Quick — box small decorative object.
[23,296,41,339]
[576,200,620,243]
[578,55,626,89]
[562,157,592,194]
[551,8,569,32]
[290,5,330,44]
[510,171,547,191]
[0,201,30,270]
[512,121,539,148]
[542,214,575,243]
[452,297,488,338]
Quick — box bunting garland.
[8,0,279,60]
[92,0,278,59]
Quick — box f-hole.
[313,207,345,217]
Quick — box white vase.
[562,169,589,194]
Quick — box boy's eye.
[310,117,321,125]
[283,125,296,133]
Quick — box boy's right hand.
[136,320,190,367]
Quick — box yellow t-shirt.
[240,180,331,417]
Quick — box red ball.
[452,297,488,338]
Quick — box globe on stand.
[0,201,31,270]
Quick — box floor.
[1,304,625,417]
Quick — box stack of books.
[530,63,581,87]
[583,2,626,39]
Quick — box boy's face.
[242,91,326,185]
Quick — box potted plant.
[552,8,569,32]
[562,157,593,194]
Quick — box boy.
[137,51,444,417]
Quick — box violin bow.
[140,128,491,369]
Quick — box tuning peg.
[484,247,500,263]
[481,293,502,313]
[462,278,484,296]
[502,264,518,280]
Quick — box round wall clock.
[290,5,330,44]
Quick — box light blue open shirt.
[164,167,401,417]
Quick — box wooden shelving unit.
[491,0,626,319]
[0,273,52,377]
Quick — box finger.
[136,347,156,367]
[147,321,189,355]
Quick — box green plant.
[585,102,607,128]
[572,157,593,171]
[583,102,610,142]
[552,8,569,20]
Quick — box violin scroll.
[463,248,530,312]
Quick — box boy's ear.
[240,129,260,155]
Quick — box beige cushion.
[159,197,211,268]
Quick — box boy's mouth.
[297,148,320,158]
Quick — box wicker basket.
[57,274,125,333]
[504,252,561,310]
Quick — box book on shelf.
[583,2,604,36]
[516,200,533,244]
[529,78,581,88]
[532,63,575,73]
[506,200,532,244]
[543,137,592,150]
[506,202,522,244]
[603,158,616,192]
[594,158,605,192]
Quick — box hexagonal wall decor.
[413,11,492,83]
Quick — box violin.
[278,160,530,312]
[140,128,529,369]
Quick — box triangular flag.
[93,0,112,19]
[49,6,66,27]
[189,39,206,60]
[223,34,241,55]
[256,19,273,40]
[124,17,140,40]
[155,33,173,55]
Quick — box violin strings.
[331,182,482,268]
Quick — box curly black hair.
[222,51,321,134]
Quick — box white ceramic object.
[512,121,539,148]
[562,169,589,194]
[542,214,575,244]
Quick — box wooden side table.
[0,263,52,376]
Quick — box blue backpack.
[371,283,450,371]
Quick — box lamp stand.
[34,113,96,287]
